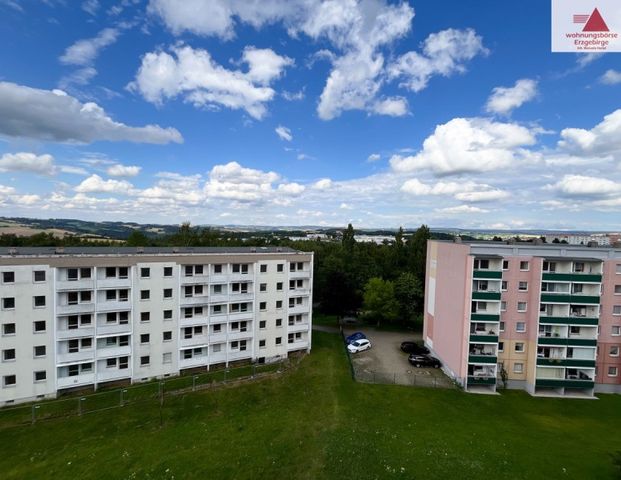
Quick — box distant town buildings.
[544,233,619,246]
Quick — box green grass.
[1,331,621,479]
[312,313,340,327]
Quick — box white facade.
[0,247,313,405]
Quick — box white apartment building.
[0,247,313,405]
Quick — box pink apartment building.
[424,239,621,398]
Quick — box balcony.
[540,293,600,305]
[536,358,596,368]
[288,322,310,333]
[96,345,131,359]
[180,295,210,306]
[538,337,597,347]
[181,275,209,285]
[210,273,229,283]
[209,332,227,343]
[472,270,502,279]
[229,273,253,282]
[539,316,599,326]
[229,350,253,361]
[57,303,95,315]
[468,354,497,364]
[56,327,95,340]
[471,291,501,301]
[470,313,500,322]
[209,352,227,364]
[56,350,95,365]
[179,315,209,327]
[228,292,254,303]
[542,272,602,283]
[288,288,310,296]
[96,369,131,383]
[179,336,209,348]
[209,294,229,304]
[228,329,253,341]
[289,270,311,280]
[288,304,309,315]
[286,340,308,351]
[467,376,496,386]
[56,279,94,291]
[179,356,209,369]
[97,323,131,336]
[97,277,131,289]
[97,300,131,312]
[57,373,95,389]
[535,378,594,389]
[469,334,499,343]
[229,311,253,322]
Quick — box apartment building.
[424,239,621,398]
[0,247,313,405]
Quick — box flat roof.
[0,246,304,257]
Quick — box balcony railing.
[535,378,594,389]
[95,345,131,358]
[472,291,501,301]
[56,279,94,291]
[179,295,210,306]
[96,369,131,383]
[470,313,500,322]
[56,327,95,340]
[97,278,131,289]
[538,337,597,347]
[539,316,599,326]
[536,358,596,368]
[467,376,496,385]
[96,323,132,336]
[57,303,96,315]
[472,270,502,279]
[57,373,95,389]
[540,293,600,305]
[469,334,499,343]
[542,273,602,283]
[56,350,95,365]
[468,354,497,364]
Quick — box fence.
[0,360,288,431]
[354,369,455,388]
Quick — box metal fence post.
[78,397,85,416]
[192,375,197,392]
[224,369,228,383]
[252,364,256,378]
[31,404,39,424]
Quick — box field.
[1,331,621,479]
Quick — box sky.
[0,0,620,231]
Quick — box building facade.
[424,240,621,398]
[0,247,313,405]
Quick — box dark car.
[408,354,441,368]
[400,341,430,355]
[345,332,366,344]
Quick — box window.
[473,259,489,270]
[501,281,507,291]
[141,312,150,322]
[515,342,525,353]
[613,306,621,316]
[608,366,618,377]
[574,262,585,273]
[516,322,526,333]
[163,309,173,320]
[140,290,150,300]
[259,339,266,348]
[275,337,282,345]
[572,284,583,294]
[140,334,150,344]
[34,370,46,382]
[502,260,509,270]
[513,362,524,374]
[163,352,172,364]
[610,346,619,357]
[33,271,46,282]
[276,318,282,327]
[105,290,116,301]
[33,321,46,333]
[119,311,129,324]
[106,358,116,368]
[118,267,128,279]
[119,357,129,369]
[519,261,529,271]
[3,349,16,361]
[2,323,15,335]
[2,271,14,283]
[2,297,15,310]
[140,267,150,278]
[3,375,16,387]
[163,331,172,341]
[612,326,621,336]
[498,342,504,352]
[164,266,173,277]
[615,285,621,295]
[212,344,221,353]
[163,288,173,299]
[260,283,267,292]
[500,301,507,312]
[277,282,283,291]
[276,300,283,309]
[140,356,150,366]
[277,263,284,273]
[213,264,222,274]
[518,281,528,291]
[259,320,266,329]
[260,264,267,273]
[260,302,267,311]
[517,302,527,312]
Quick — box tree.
[492,236,503,242]
[342,223,356,254]
[362,277,398,326]
[394,272,423,324]
[126,230,149,247]
[406,224,431,284]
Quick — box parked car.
[400,341,430,355]
[347,338,371,353]
[408,354,441,368]
[345,332,366,344]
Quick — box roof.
[0,246,305,257]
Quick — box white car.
[347,338,371,353]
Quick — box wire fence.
[0,361,289,431]
[354,369,455,388]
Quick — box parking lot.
[344,327,454,388]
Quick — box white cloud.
[82,0,99,16]
[75,174,134,194]
[107,164,142,177]
[576,53,603,68]
[0,81,182,144]
[275,125,293,142]
[58,67,98,90]
[401,178,509,202]
[390,117,537,175]
[485,79,538,116]
[0,152,56,175]
[546,174,621,197]
[312,178,332,190]
[367,153,381,162]
[282,89,305,101]
[59,165,88,175]
[277,182,305,195]
[340,202,353,210]
[388,28,488,93]
[558,109,621,156]
[455,190,509,202]
[436,205,489,214]
[60,28,119,66]
[600,69,621,85]
[129,45,291,120]
[372,97,408,117]
[204,161,280,202]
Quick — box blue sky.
[0,0,620,230]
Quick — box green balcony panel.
[470,313,500,322]
[570,295,600,305]
[536,358,596,368]
[468,355,497,364]
[473,270,502,279]
[538,337,597,347]
[539,316,599,326]
[467,376,496,386]
[542,273,602,283]
[472,291,501,301]
[540,294,600,305]
[469,334,499,343]
[535,379,594,389]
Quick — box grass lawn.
[2,331,621,479]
